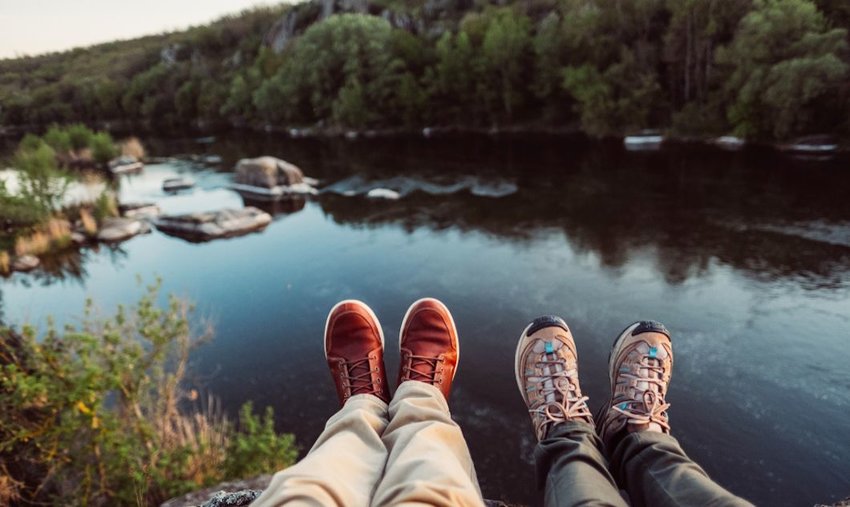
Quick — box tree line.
[0,0,848,142]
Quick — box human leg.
[597,321,752,507]
[371,298,483,507]
[253,300,392,507]
[517,316,627,507]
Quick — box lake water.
[2,133,849,505]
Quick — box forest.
[0,0,848,142]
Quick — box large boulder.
[153,207,272,242]
[234,157,305,189]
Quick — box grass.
[120,137,146,160]
[13,218,71,257]
[0,251,9,275]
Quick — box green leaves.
[718,0,849,140]
[0,282,297,505]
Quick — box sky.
[0,0,286,59]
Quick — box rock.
[231,157,316,201]
[624,130,664,151]
[160,475,515,507]
[11,255,39,272]
[70,232,87,245]
[367,188,401,200]
[234,157,305,189]
[713,136,745,151]
[153,207,272,242]
[121,202,162,219]
[160,475,271,507]
[109,155,144,175]
[97,217,150,243]
[265,8,301,53]
[163,177,196,192]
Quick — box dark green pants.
[534,421,752,507]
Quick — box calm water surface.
[2,134,849,505]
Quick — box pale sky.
[0,0,289,59]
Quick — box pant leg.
[534,421,629,507]
[252,394,389,507]
[371,381,484,507]
[609,431,753,507]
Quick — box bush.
[90,131,118,164]
[42,124,73,153]
[66,123,95,150]
[0,281,298,505]
[13,140,70,213]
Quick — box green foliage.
[90,131,118,164]
[43,124,73,153]
[223,402,298,479]
[564,48,663,137]
[92,191,119,223]
[1,0,850,140]
[254,14,399,127]
[0,282,298,505]
[13,139,70,214]
[66,123,95,150]
[718,0,849,140]
[481,8,533,120]
[0,181,49,229]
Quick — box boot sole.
[323,299,385,359]
[399,297,460,383]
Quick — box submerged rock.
[163,177,196,192]
[153,207,272,242]
[713,135,746,151]
[624,130,664,151]
[366,188,401,200]
[11,255,39,272]
[97,217,151,243]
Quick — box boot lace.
[340,357,380,397]
[401,354,444,384]
[613,356,671,431]
[529,356,592,437]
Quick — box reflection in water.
[2,133,849,505]
[241,195,307,216]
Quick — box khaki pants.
[252,381,484,507]
[536,421,753,507]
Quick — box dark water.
[3,134,850,505]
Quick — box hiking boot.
[515,316,593,441]
[324,300,391,405]
[597,321,673,450]
[398,298,459,400]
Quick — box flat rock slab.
[97,217,151,242]
[11,255,40,272]
[121,202,162,219]
[154,207,272,242]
